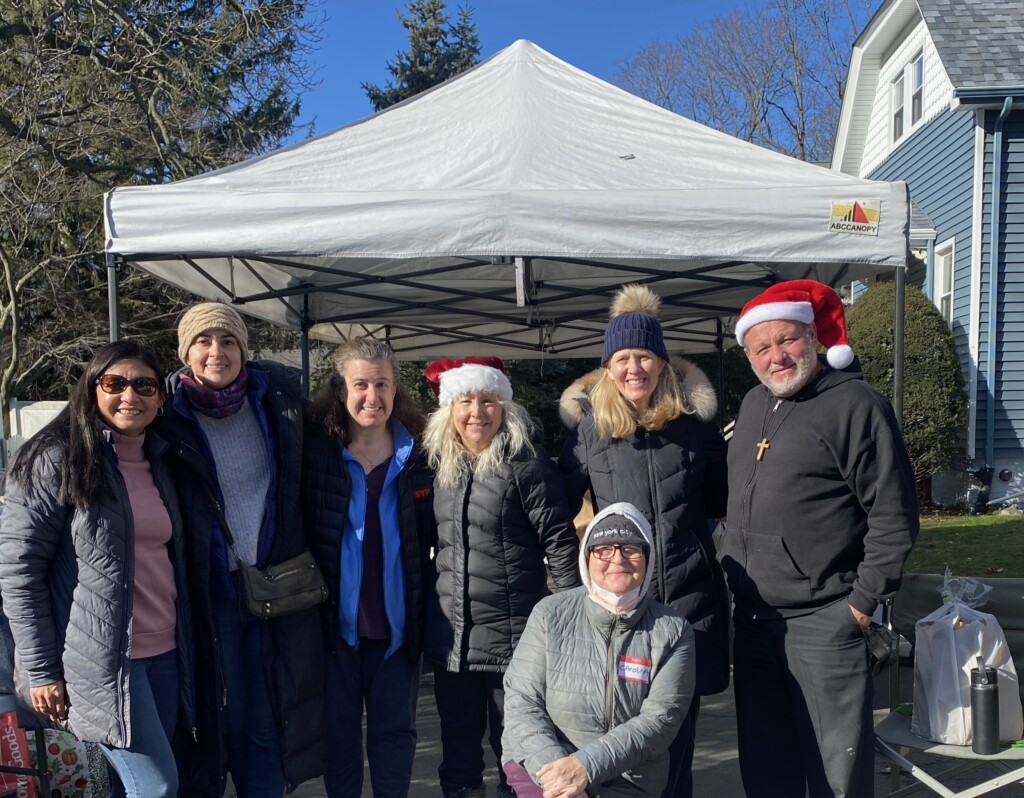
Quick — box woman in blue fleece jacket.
[303,337,435,798]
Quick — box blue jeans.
[101,650,179,798]
[215,595,285,798]
[324,639,420,798]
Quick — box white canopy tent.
[103,39,909,363]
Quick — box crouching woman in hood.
[501,503,695,798]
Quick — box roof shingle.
[919,0,1024,89]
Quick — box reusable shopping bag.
[912,589,1024,745]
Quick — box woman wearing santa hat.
[558,284,729,798]
[423,357,581,798]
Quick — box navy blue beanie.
[602,284,670,365]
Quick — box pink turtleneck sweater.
[113,432,177,659]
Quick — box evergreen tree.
[846,280,967,499]
[364,1,480,112]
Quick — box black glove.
[864,622,898,676]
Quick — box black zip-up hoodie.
[721,357,919,620]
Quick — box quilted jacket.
[502,503,695,797]
[0,430,193,748]
[425,445,580,673]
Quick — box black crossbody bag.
[203,486,328,620]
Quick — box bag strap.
[198,479,236,549]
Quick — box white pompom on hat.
[734,279,854,369]
[425,357,513,406]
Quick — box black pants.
[733,599,874,798]
[433,668,507,791]
[660,694,701,798]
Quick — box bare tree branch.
[612,0,878,162]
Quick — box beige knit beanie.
[177,302,250,364]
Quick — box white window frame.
[911,52,924,125]
[891,51,925,144]
[891,74,905,141]
[934,237,955,324]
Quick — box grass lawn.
[905,513,1024,577]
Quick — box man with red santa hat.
[721,279,919,798]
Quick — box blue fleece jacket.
[338,420,413,658]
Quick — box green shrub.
[846,280,966,493]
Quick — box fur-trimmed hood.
[559,357,717,429]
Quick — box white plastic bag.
[912,601,1023,744]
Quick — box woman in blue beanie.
[557,284,729,798]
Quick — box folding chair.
[874,599,1024,798]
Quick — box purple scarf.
[181,367,250,419]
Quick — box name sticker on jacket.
[618,655,652,684]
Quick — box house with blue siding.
[832,0,1024,505]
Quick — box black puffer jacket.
[558,358,730,696]
[163,361,326,796]
[0,431,193,748]
[426,446,581,673]
[301,422,436,663]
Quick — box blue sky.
[295,0,747,137]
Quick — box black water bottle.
[971,657,1000,755]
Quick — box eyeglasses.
[590,543,645,561]
[95,375,160,397]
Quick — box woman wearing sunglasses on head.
[0,341,191,798]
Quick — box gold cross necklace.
[756,394,796,462]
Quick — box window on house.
[934,238,954,324]
[891,51,924,143]
[911,53,924,125]
[891,75,905,141]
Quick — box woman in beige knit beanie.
[175,302,250,382]
[162,301,326,796]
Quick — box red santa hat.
[424,356,513,406]
[734,280,854,369]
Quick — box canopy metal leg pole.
[894,265,905,427]
[716,319,725,428]
[301,294,310,398]
[106,253,120,342]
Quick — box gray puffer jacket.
[426,445,580,673]
[0,431,192,748]
[502,504,695,798]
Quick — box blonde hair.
[590,360,693,439]
[423,397,537,489]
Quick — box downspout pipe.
[923,237,934,300]
[985,97,1013,469]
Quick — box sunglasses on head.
[95,375,160,397]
